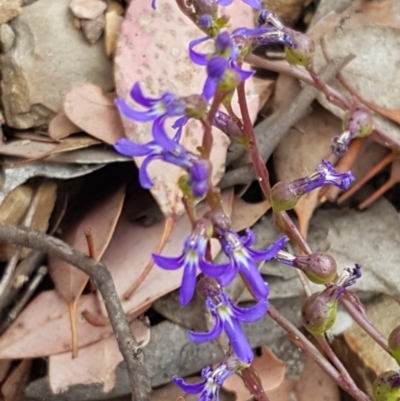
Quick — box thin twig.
[220,55,354,189]
[0,266,48,335]
[0,225,151,401]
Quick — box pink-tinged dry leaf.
[294,357,340,401]
[0,136,99,160]
[48,318,150,394]
[1,360,31,401]
[231,197,270,233]
[48,184,126,356]
[0,291,121,359]
[49,112,81,140]
[114,0,258,217]
[223,346,286,401]
[64,84,125,145]
[266,379,295,401]
[99,189,234,316]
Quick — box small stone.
[0,24,15,52]
[0,0,22,24]
[0,0,113,129]
[69,0,106,20]
[81,14,105,44]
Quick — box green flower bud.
[301,288,338,336]
[270,181,301,213]
[373,371,400,401]
[389,326,400,365]
[343,106,374,138]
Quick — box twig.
[0,225,151,401]
[0,266,48,335]
[220,55,354,188]
[84,227,96,260]
[0,183,42,303]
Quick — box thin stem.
[84,227,96,260]
[237,82,271,200]
[203,91,224,159]
[316,335,370,401]
[339,290,389,353]
[241,366,270,401]
[268,305,371,400]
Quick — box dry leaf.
[1,360,31,401]
[0,292,116,358]
[0,361,11,384]
[48,184,125,355]
[231,197,270,233]
[48,319,150,394]
[49,112,81,140]
[114,0,258,217]
[266,379,295,401]
[223,346,286,401]
[99,190,234,316]
[64,84,125,145]
[105,1,123,56]
[294,357,340,401]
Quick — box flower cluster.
[112,0,359,399]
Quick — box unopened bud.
[344,106,374,138]
[270,181,302,213]
[284,29,315,68]
[389,326,400,365]
[301,288,338,336]
[184,94,208,120]
[373,371,400,401]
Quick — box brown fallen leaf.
[64,84,125,145]
[105,1,123,56]
[0,361,11,384]
[0,292,117,358]
[223,346,286,401]
[1,360,31,401]
[114,0,258,217]
[48,184,126,357]
[231,197,270,233]
[48,318,150,394]
[49,112,81,140]
[99,189,234,316]
[266,379,295,401]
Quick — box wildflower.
[231,26,293,49]
[201,214,287,300]
[189,32,253,100]
[213,110,246,145]
[270,160,355,212]
[258,10,284,29]
[332,106,374,156]
[174,363,234,401]
[114,121,194,189]
[190,278,266,363]
[152,219,216,306]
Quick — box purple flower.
[189,280,266,363]
[116,83,187,132]
[189,159,210,198]
[258,10,284,29]
[202,229,287,301]
[217,0,261,10]
[152,219,215,306]
[335,264,362,298]
[189,32,253,100]
[114,122,194,189]
[174,364,234,401]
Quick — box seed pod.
[389,326,400,364]
[373,371,400,401]
[270,181,301,213]
[301,288,337,336]
[284,29,315,68]
[295,253,337,285]
[343,106,374,138]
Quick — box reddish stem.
[242,366,270,401]
[237,82,271,199]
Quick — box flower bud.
[301,288,338,336]
[184,94,208,120]
[284,29,315,68]
[373,371,400,401]
[343,106,374,138]
[189,159,210,198]
[389,326,400,364]
[295,253,337,285]
[270,181,302,213]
